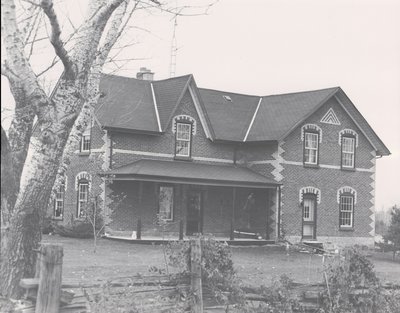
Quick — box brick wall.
[280,97,376,246]
[50,121,106,223]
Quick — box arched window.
[54,181,65,219]
[173,115,196,159]
[301,124,322,166]
[77,179,89,218]
[75,172,91,217]
[339,129,358,169]
[337,186,357,229]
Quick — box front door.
[302,196,316,240]
[186,189,202,235]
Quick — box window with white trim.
[304,132,319,165]
[175,122,192,158]
[77,180,89,217]
[339,194,354,228]
[342,136,355,168]
[159,186,174,221]
[80,127,91,153]
[54,182,65,219]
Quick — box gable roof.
[94,74,389,156]
[246,87,339,142]
[198,88,260,141]
[151,75,192,131]
[334,88,390,156]
[96,75,159,133]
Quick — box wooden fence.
[15,240,400,313]
[16,239,204,313]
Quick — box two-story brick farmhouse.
[51,68,390,246]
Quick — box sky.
[1,0,399,210]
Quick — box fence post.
[35,244,63,313]
[179,219,184,240]
[137,218,141,239]
[190,238,203,313]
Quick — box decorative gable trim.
[150,82,162,132]
[301,124,322,142]
[243,97,263,142]
[299,186,321,204]
[75,172,92,190]
[337,186,357,204]
[320,108,340,125]
[172,115,197,135]
[188,84,212,139]
[339,129,359,147]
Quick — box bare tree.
[1,0,215,298]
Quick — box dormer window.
[175,122,192,158]
[80,127,91,153]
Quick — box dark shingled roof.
[96,75,158,132]
[101,159,279,188]
[94,74,390,156]
[246,87,339,142]
[152,75,192,131]
[198,88,260,141]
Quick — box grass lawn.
[42,235,400,287]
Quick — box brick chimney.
[136,67,154,81]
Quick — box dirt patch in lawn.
[42,235,400,287]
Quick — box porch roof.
[100,159,279,188]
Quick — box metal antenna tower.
[169,16,178,78]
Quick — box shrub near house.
[49,68,390,246]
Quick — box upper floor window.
[301,124,321,166]
[175,122,192,158]
[80,127,91,153]
[304,132,319,165]
[54,181,65,219]
[341,136,355,168]
[159,185,174,221]
[339,129,358,169]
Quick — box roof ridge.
[262,86,340,98]
[101,73,193,83]
[198,87,260,98]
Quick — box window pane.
[176,140,189,156]
[81,135,91,152]
[342,137,355,168]
[177,123,191,140]
[340,195,354,227]
[54,183,64,218]
[159,186,173,220]
[78,183,88,217]
[304,133,318,164]
[305,133,318,149]
[343,137,354,153]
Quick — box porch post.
[266,189,270,240]
[230,187,236,240]
[277,186,282,240]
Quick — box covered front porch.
[100,159,281,242]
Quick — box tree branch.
[40,0,75,78]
